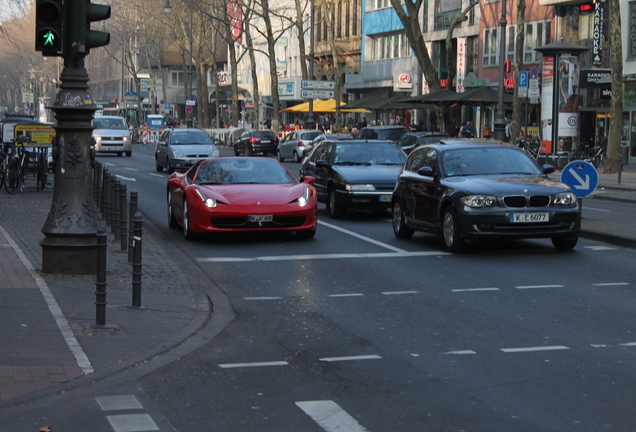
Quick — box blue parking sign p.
[518,71,528,87]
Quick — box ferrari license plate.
[249,215,273,222]
[510,212,549,223]
[378,194,392,202]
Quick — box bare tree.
[511,0,526,140]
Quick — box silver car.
[155,128,219,173]
[92,116,132,157]
[277,130,322,162]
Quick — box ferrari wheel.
[442,208,466,252]
[392,201,414,239]
[182,200,196,240]
[167,191,178,228]
[296,229,316,239]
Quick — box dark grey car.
[155,128,220,173]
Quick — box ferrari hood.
[198,183,306,205]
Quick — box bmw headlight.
[461,195,497,208]
[173,150,186,158]
[297,186,310,207]
[346,184,376,191]
[554,192,577,205]
[195,189,217,208]
[209,148,220,157]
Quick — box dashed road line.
[445,350,477,355]
[296,400,370,432]
[244,296,283,300]
[218,361,289,368]
[319,355,382,362]
[452,287,500,292]
[501,345,569,353]
[515,284,564,289]
[592,282,630,286]
[382,290,418,295]
[328,293,364,297]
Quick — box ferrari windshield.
[441,147,542,178]
[196,159,295,185]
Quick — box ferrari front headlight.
[195,189,217,207]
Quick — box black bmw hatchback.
[392,140,581,252]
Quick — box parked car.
[299,139,407,218]
[92,115,132,157]
[391,140,581,252]
[355,125,409,142]
[395,131,451,154]
[277,130,322,162]
[167,157,318,240]
[155,128,220,173]
[234,130,279,156]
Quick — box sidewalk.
[0,161,634,411]
[0,186,233,410]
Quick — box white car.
[92,116,132,157]
[277,130,322,162]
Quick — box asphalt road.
[100,145,636,432]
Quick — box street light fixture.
[164,0,194,127]
[493,0,507,141]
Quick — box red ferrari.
[167,157,318,240]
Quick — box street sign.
[186,105,193,114]
[528,88,540,98]
[301,80,335,90]
[560,160,599,197]
[530,67,539,79]
[301,89,335,99]
[518,87,528,98]
[529,78,539,89]
[518,71,528,87]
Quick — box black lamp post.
[493,0,508,141]
[305,0,316,130]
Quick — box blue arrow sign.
[518,71,528,87]
[560,160,598,197]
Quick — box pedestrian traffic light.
[35,0,63,56]
[84,0,111,51]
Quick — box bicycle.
[4,136,45,194]
[516,137,540,160]
[0,142,15,190]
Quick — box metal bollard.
[619,153,623,185]
[103,170,111,221]
[119,183,127,251]
[93,162,102,208]
[112,180,121,239]
[128,191,138,263]
[131,212,143,308]
[94,227,108,328]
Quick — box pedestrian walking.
[460,121,476,138]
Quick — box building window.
[524,20,551,63]
[344,1,350,37]
[171,71,185,87]
[352,0,358,35]
[337,1,342,38]
[483,27,498,66]
[434,0,461,30]
[371,32,410,60]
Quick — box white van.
[92,116,132,157]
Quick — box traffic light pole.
[40,56,101,274]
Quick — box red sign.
[227,0,243,43]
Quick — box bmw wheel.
[442,208,466,252]
[392,201,414,239]
[551,236,578,251]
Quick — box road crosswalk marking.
[296,400,369,432]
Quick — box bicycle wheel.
[4,158,23,194]
[595,152,605,170]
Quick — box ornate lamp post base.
[41,63,100,274]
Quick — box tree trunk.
[605,0,623,174]
[512,0,526,140]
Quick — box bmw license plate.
[379,194,392,202]
[510,212,549,223]
[249,215,273,222]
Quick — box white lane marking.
[318,220,407,253]
[125,167,138,171]
[620,342,636,347]
[515,284,563,289]
[0,226,94,374]
[452,287,500,292]
[584,206,610,212]
[585,245,617,250]
[501,345,569,353]
[296,400,369,432]
[115,175,137,182]
[592,282,630,286]
[218,361,288,368]
[319,355,381,362]
[102,162,116,166]
[149,173,164,177]
[244,296,283,300]
[96,395,143,411]
[106,414,159,432]
[445,350,477,355]
[328,293,364,297]
[197,251,446,262]
[382,290,418,295]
